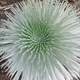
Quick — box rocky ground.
[0,0,80,80]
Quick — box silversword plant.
[0,0,80,80]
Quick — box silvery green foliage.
[0,0,80,80]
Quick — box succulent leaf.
[0,0,80,80]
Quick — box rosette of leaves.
[0,0,80,80]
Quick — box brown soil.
[0,0,22,6]
[0,0,22,20]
